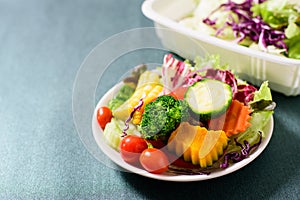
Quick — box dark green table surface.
[1,0,299,199]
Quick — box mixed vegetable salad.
[96,54,275,175]
[180,0,300,59]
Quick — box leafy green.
[245,111,273,138]
[249,100,276,111]
[103,118,122,150]
[252,0,300,29]
[108,84,135,111]
[285,34,300,59]
[285,22,300,39]
[252,81,272,102]
[193,54,228,70]
[103,118,139,150]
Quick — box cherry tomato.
[97,106,113,129]
[120,135,148,164]
[168,87,188,100]
[139,148,169,174]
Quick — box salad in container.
[94,53,275,179]
[180,0,300,59]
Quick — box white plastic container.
[142,0,300,96]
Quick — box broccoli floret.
[139,95,189,141]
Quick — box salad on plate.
[95,53,275,176]
[179,0,300,59]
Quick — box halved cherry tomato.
[139,148,169,174]
[120,135,148,164]
[97,106,113,129]
[168,87,188,100]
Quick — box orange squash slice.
[168,122,228,168]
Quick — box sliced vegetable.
[168,122,228,168]
[204,69,238,98]
[209,100,252,137]
[185,79,232,120]
[167,122,197,158]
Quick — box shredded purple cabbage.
[167,166,211,175]
[121,97,144,137]
[220,131,262,168]
[203,0,288,52]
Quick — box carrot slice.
[209,100,252,137]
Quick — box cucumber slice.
[185,79,232,120]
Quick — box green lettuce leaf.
[108,84,135,111]
[253,81,272,102]
[252,0,300,29]
[193,54,228,70]
[285,22,300,39]
[286,34,300,59]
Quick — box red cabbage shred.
[203,0,288,52]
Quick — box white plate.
[92,83,274,182]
